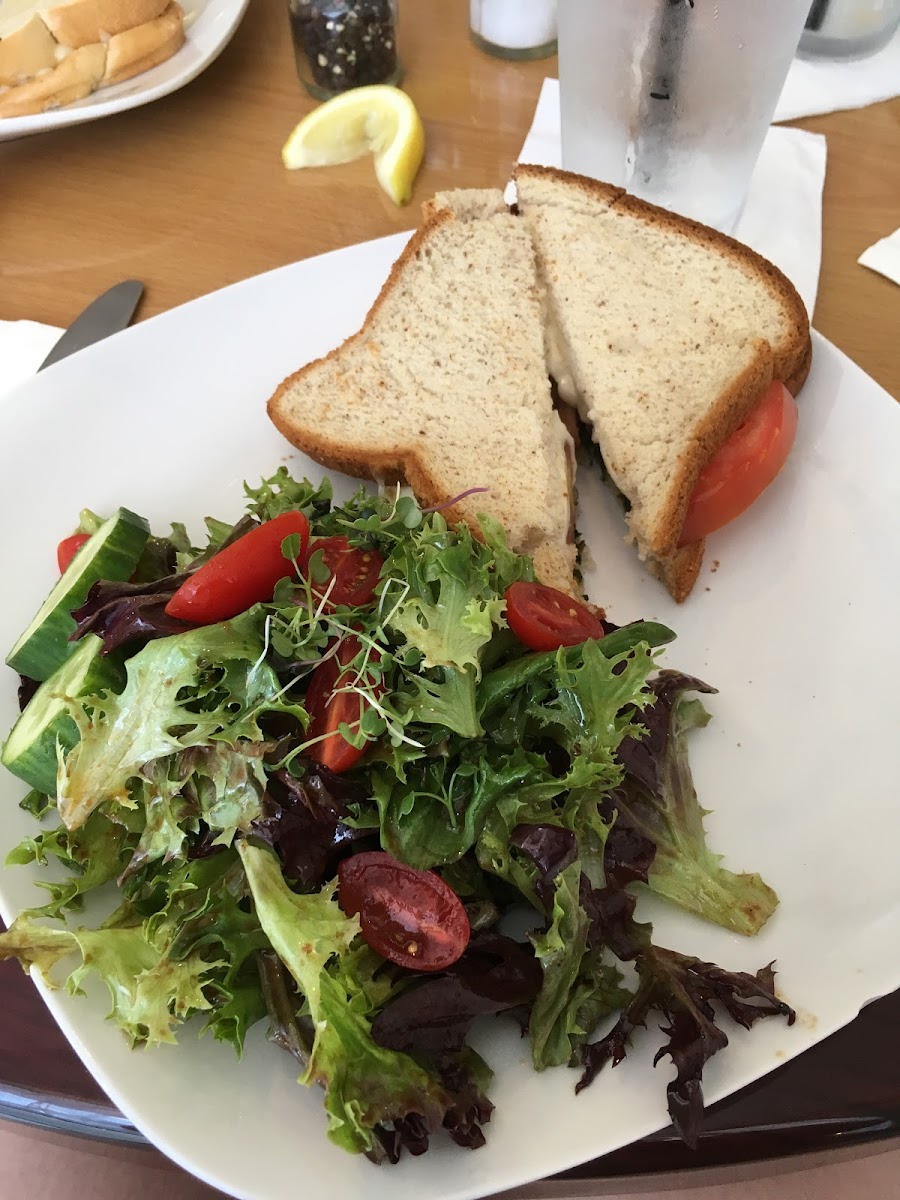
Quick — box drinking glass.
[557,0,812,233]
[800,0,900,59]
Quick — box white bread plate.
[0,232,897,1199]
[0,0,248,142]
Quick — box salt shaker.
[470,0,557,60]
[288,0,402,100]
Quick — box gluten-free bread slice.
[514,164,811,601]
[267,193,577,593]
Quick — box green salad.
[0,469,794,1162]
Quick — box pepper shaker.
[288,0,402,100]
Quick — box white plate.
[0,0,249,144]
[0,234,898,1200]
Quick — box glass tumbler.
[557,0,811,233]
[799,0,900,59]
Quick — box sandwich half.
[267,189,578,594]
[513,165,811,601]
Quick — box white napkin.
[859,227,900,285]
[775,27,900,122]
[513,79,827,317]
[0,320,62,399]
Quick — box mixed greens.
[0,469,794,1162]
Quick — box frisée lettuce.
[0,469,794,1162]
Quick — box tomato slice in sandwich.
[679,381,798,546]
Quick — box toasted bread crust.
[268,204,535,560]
[0,41,105,117]
[784,335,812,396]
[103,3,184,85]
[646,541,706,604]
[267,206,458,505]
[42,0,170,48]
[652,340,774,560]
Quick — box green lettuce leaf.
[529,862,634,1071]
[6,808,139,919]
[529,861,590,1070]
[57,614,281,831]
[148,849,270,1054]
[475,764,614,907]
[244,468,333,523]
[385,518,506,676]
[372,751,536,871]
[0,918,221,1047]
[531,639,656,771]
[238,842,452,1156]
[618,692,778,936]
[397,665,482,739]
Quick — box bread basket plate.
[0,0,248,143]
[0,233,898,1200]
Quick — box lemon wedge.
[282,85,425,206]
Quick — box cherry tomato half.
[303,535,384,609]
[165,511,309,624]
[304,634,382,774]
[505,581,604,652]
[338,851,470,972]
[57,532,91,573]
[679,381,798,546]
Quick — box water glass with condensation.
[557,0,812,233]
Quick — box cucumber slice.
[6,507,149,681]
[2,634,125,797]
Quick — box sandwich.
[268,188,578,595]
[513,165,810,600]
[267,170,810,602]
[0,0,184,118]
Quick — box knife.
[37,280,144,372]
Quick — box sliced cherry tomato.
[505,581,604,651]
[57,532,91,573]
[679,381,798,546]
[338,851,470,971]
[165,510,309,624]
[303,535,383,609]
[305,634,382,774]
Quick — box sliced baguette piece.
[0,40,105,117]
[513,164,811,602]
[41,0,169,48]
[0,14,58,87]
[103,1,183,85]
[268,193,578,594]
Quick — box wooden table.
[1,0,899,1187]
[1,0,898,398]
